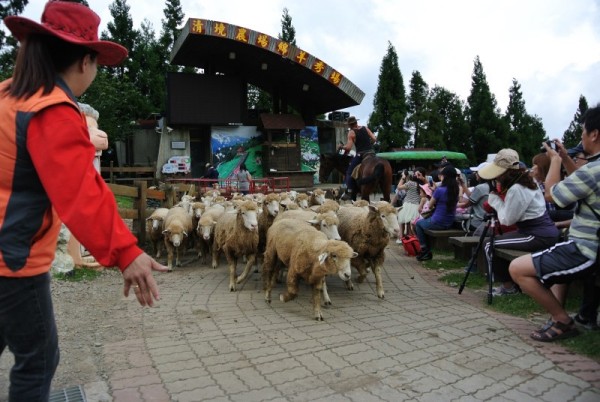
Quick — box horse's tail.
[357,163,384,185]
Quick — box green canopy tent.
[377,150,468,161]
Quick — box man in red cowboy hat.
[338,116,377,201]
[0,2,168,399]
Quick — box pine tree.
[0,0,28,80]
[466,56,502,162]
[278,7,296,45]
[159,0,185,73]
[406,71,429,148]
[503,78,545,162]
[562,95,588,148]
[369,41,408,151]
[101,0,139,79]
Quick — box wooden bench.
[448,236,489,274]
[495,248,529,262]
[424,229,467,251]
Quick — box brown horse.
[319,153,393,202]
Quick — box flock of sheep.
[146,188,401,320]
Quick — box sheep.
[308,188,326,206]
[324,187,342,201]
[212,200,259,291]
[162,206,193,271]
[263,218,356,320]
[196,204,225,264]
[276,209,341,241]
[310,199,340,214]
[145,207,169,258]
[295,193,310,209]
[337,202,400,298]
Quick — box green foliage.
[406,71,429,147]
[562,95,588,148]
[54,267,103,282]
[466,56,503,162]
[278,7,296,45]
[0,0,28,79]
[159,0,185,62]
[369,42,408,151]
[503,79,547,163]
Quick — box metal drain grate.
[49,385,87,402]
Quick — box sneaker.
[492,285,519,296]
[573,313,599,331]
[416,250,432,261]
[340,191,353,201]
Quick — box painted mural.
[210,125,320,183]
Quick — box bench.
[424,229,467,252]
[495,248,529,262]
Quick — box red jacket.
[0,79,142,277]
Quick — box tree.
[0,0,28,80]
[101,0,139,80]
[159,0,184,72]
[466,56,502,162]
[406,71,429,148]
[278,7,296,45]
[562,95,588,148]
[369,41,408,151]
[503,78,546,162]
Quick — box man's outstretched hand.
[122,253,169,307]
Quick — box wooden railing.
[101,161,157,184]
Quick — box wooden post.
[109,160,115,183]
[135,180,147,247]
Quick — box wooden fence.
[101,161,156,184]
[107,181,197,245]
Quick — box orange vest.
[0,80,83,277]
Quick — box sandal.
[533,317,554,334]
[530,319,579,342]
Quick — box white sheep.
[308,188,326,206]
[276,209,341,240]
[196,204,225,264]
[212,200,259,291]
[162,206,193,271]
[337,202,400,298]
[145,207,169,258]
[310,199,340,214]
[295,193,310,209]
[262,218,356,320]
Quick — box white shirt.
[487,184,546,226]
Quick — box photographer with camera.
[478,149,560,296]
[509,105,600,342]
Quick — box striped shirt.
[551,160,600,260]
[403,181,422,205]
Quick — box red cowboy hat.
[3,1,127,66]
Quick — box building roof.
[170,18,365,116]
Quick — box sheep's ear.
[307,219,319,225]
[351,252,359,258]
[309,205,319,212]
[183,231,188,237]
[162,229,170,235]
[318,252,328,265]
[146,217,152,221]
[368,205,378,212]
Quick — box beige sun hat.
[478,149,521,180]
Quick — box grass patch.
[53,267,102,282]
[558,331,600,359]
[422,258,467,271]
[439,271,487,289]
[115,195,133,209]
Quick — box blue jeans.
[415,218,447,251]
[345,155,362,192]
[0,273,59,401]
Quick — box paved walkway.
[89,244,600,401]
[6,244,600,401]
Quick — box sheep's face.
[310,215,341,240]
[240,209,258,231]
[193,204,205,218]
[297,196,309,209]
[265,199,279,217]
[379,209,400,236]
[163,230,187,247]
[199,222,215,240]
[149,218,162,231]
[312,191,326,205]
[318,246,355,281]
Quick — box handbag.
[401,235,421,257]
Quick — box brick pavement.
[4,243,600,401]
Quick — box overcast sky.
[18,0,600,148]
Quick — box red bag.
[401,235,421,256]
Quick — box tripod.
[458,212,501,305]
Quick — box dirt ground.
[0,267,130,398]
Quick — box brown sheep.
[263,218,356,320]
[146,207,169,258]
[162,206,193,271]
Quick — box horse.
[319,153,393,202]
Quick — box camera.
[540,140,556,152]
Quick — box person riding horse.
[338,116,377,201]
